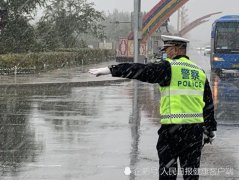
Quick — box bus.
[210,15,239,72]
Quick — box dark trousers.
[156,124,203,180]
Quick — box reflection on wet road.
[199,73,239,179]
[0,82,160,180]
[211,73,239,124]
[1,51,239,179]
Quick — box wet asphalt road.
[1,50,239,180]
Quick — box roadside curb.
[0,78,131,94]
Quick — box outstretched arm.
[89,62,171,85]
[88,67,111,77]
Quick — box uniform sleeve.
[109,62,171,86]
[203,78,217,131]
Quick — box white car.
[204,46,211,56]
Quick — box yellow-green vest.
[159,57,206,124]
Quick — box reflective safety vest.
[159,57,206,124]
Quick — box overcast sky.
[90,0,239,47]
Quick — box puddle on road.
[1,75,239,179]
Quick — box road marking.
[27,164,62,167]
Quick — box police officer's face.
[165,46,177,59]
[165,46,186,59]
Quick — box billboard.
[127,40,146,57]
[117,38,128,57]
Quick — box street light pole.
[133,0,141,63]
[132,0,141,124]
[130,2,141,177]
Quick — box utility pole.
[133,0,141,63]
[130,2,142,177]
[132,0,141,124]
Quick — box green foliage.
[0,49,115,72]
[35,21,62,51]
[0,0,104,53]
[37,0,105,49]
[0,0,45,15]
[0,0,46,54]
[0,15,37,54]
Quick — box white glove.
[208,131,216,143]
[88,67,111,77]
[204,131,216,144]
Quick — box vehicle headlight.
[213,56,224,61]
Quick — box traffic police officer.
[89,35,217,180]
